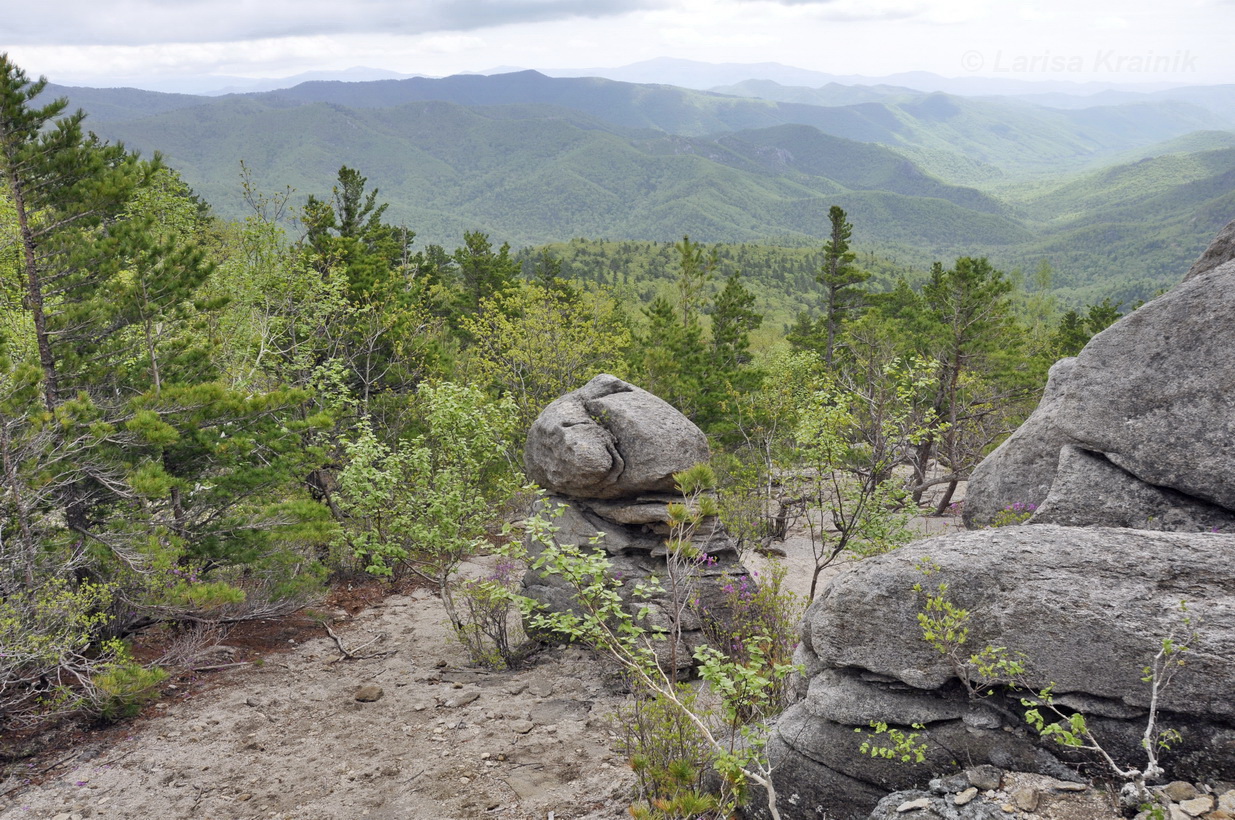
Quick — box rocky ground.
[0,562,662,820]
[0,503,1135,820]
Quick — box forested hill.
[45,71,1235,303]
[82,96,1030,254]
[50,71,1230,173]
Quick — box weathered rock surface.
[1031,445,1235,532]
[762,525,1235,820]
[524,374,710,500]
[521,376,741,671]
[961,358,1076,528]
[1052,261,1235,514]
[966,223,1235,531]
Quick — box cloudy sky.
[2,0,1230,91]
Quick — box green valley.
[45,69,1235,307]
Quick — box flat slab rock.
[802,525,1235,716]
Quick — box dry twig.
[323,623,393,662]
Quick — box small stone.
[1053,783,1088,793]
[1013,788,1040,812]
[1181,796,1216,817]
[53,814,73,820]
[955,788,979,806]
[896,798,933,813]
[238,793,253,802]
[1164,783,1202,803]
[967,765,1004,791]
[1001,805,1016,814]
[446,692,480,708]
[460,776,470,785]
[1204,810,1234,820]
[932,774,970,794]
[510,720,534,734]
[481,753,491,760]
[354,685,384,702]
[1219,792,1235,813]
[487,800,501,811]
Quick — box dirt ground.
[0,507,975,820]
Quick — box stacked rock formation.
[521,374,743,671]
[761,223,1235,820]
[759,526,1235,819]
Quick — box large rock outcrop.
[769,224,1235,820]
[521,375,742,670]
[761,526,1235,820]
[964,221,1235,531]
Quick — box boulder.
[1030,445,1235,533]
[1052,261,1235,513]
[961,358,1076,528]
[966,223,1235,531]
[524,374,710,500]
[762,525,1235,820]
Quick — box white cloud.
[3,0,664,46]
[3,0,1231,87]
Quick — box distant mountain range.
[68,56,1211,98]
[45,66,1235,305]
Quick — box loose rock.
[1180,796,1216,817]
[354,685,384,703]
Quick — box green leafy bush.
[333,381,519,634]
[619,686,722,819]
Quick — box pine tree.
[452,231,520,319]
[817,206,869,367]
[710,272,761,373]
[637,296,708,421]
[0,55,329,631]
[0,54,150,412]
[298,165,434,407]
[919,256,1018,511]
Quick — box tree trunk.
[7,167,60,413]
